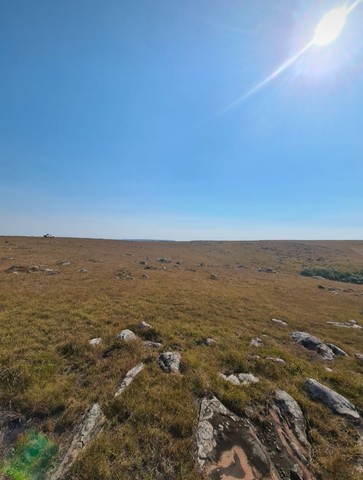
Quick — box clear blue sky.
[1,0,362,240]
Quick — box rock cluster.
[291,331,348,360]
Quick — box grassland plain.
[0,236,363,479]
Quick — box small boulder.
[203,338,217,346]
[157,257,171,263]
[305,378,360,423]
[250,338,263,347]
[267,357,286,365]
[117,329,137,342]
[89,338,102,347]
[159,352,181,373]
[139,321,151,329]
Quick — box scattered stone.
[220,373,259,386]
[271,318,288,326]
[209,274,218,280]
[326,343,348,357]
[157,257,171,263]
[142,274,150,279]
[61,261,71,266]
[258,267,278,273]
[267,357,286,364]
[175,260,182,265]
[115,363,144,397]
[325,367,333,373]
[5,265,59,275]
[143,341,162,349]
[327,320,362,329]
[291,331,335,360]
[203,338,217,346]
[235,264,246,269]
[139,321,151,329]
[355,353,363,363]
[250,337,263,347]
[115,269,134,280]
[159,352,181,373]
[48,404,106,479]
[139,260,148,265]
[305,378,360,423]
[79,269,88,273]
[318,285,325,289]
[116,329,137,342]
[89,338,102,347]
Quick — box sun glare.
[313,7,348,46]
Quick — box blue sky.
[1,0,362,240]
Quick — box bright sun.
[313,7,348,46]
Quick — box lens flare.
[313,7,348,46]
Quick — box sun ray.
[218,0,362,114]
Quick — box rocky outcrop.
[305,378,360,424]
[116,329,137,341]
[159,352,181,373]
[48,404,106,479]
[115,363,144,397]
[196,394,316,479]
[326,320,362,329]
[291,332,347,361]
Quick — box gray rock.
[157,257,171,263]
[203,338,217,346]
[275,390,310,449]
[326,343,348,357]
[327,320,362,329]
[220,373,259,386]
[89,338,102,347]
[115,363,144,397]
[117,329,137,341]
[267,357,286,365]
[143,340,162,349]
[355,353,363,363]
[291,331,335,360]
[139,321,151,329]
[159,352,181,373]
[271,318,288,326]
[305,378,360,423]
[48,404,106,479]
[250,337,263,347]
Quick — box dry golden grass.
[1,236,363,479]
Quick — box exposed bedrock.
[196,392,316,479]
[47,403,106,480]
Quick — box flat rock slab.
[291,332,340,361]
[305,378,360,424]
[159,352,181,373]
[196,394,316,480]
[115,363,144,397]
[271,318,288,326]
[48,403,106,479]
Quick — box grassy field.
[0,236,363,479]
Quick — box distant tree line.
[301,267,363,285]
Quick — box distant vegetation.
[301,267,363,284]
